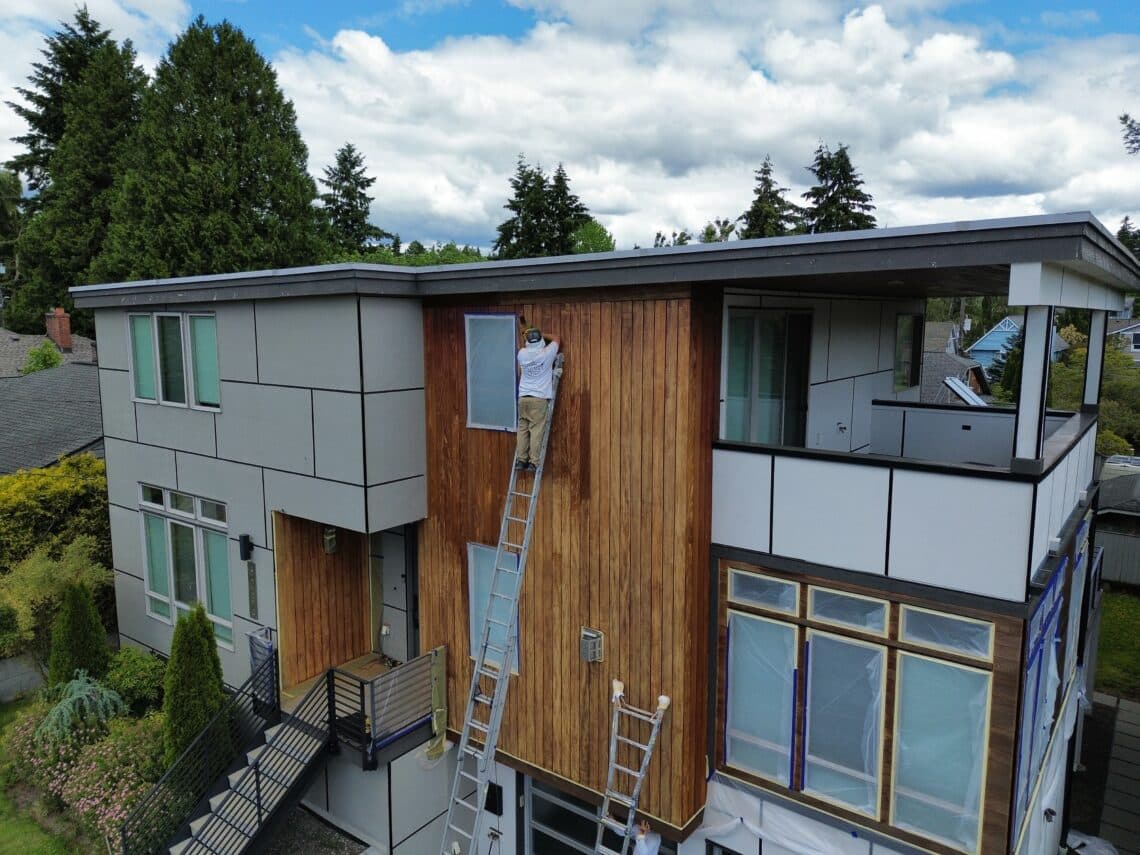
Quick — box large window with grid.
[723,568,994,853]
[140,485,232,647]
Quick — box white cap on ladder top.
[612,679,625,702]
[657,695,671,712]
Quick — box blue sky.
[1,1,1139,249]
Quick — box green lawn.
[0,697,70,855]
[1096,589,1140,701]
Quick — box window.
[468,543,519,672]
[128,313,220,410]
[722,567,997,853]
[892,654,990,851]
[723,309,811,446]
[140,485,232,647]
[526,778,677,855]
[465,314,517,430]
[894,314,923,390]
[1131,332,1140,351]
[707,843,756,855]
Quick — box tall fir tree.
[0,170,20,306]
[319,142,391,254]
[1122,113,1140,155]
[5,8,111,204]
[493,157,589,259]
[8,41,145,335]
[801,143,877,234]
[93,17,322,283]
[1119,216,1140,258]
[737,156,801,238]
[162,604,225,766]
[47,582,109,686]
[545,163,589,256]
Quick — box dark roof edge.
[71,212,1140,308]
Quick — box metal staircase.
[593,680,670,855]
[441,354,565,855]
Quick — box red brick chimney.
[44,307,72,353]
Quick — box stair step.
[228,765,290,807]
[190,810,252,855]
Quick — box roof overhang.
[71,212,1140,309]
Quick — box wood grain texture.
[417,287,719,830]
[274,512,371,689]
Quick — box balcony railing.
[712,409,1096,602]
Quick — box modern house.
[965,314,1068,378]
[72,211,1139,855]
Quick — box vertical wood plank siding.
[274,512,372,689]
[418,287,718,831]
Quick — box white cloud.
[2,2,1138,251]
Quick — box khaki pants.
[515,396,549,465]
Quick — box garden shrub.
[47,582,109,686]
[36,670,124,746]
[2,698,100,801]
[20,340,63,375]
[105,647,167,715]
[0,537,112,662]
[0,453,110,572]
[58,713,166,840]
[163,604,225,766]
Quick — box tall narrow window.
[142,513,170,618]
[202,530,232,645]
[130,315,157,400]
[894,314,923,391]
[157,315,187,404]
[726,611,796,785]
[465,314,518,430]
[189,315,220,408]
[803,631,884,816]
[723,309,810,446]
[468,543,519,671]
[170,521,197,610]
[892,654,990,851]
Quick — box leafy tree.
[8,40,144,335]
[571,218,616,254]
[699,217,736,243]
[163,604,225,765]
[20,340,62,374]
[1123,113,1140,156]
[493,157,589,259]
[4,8,111,202]
[93,17,322,283]
[738,156,800,238]
[1051,341,1140,453]
[319,142,392,254]
[104,647,166,715]
[47,582,109,686]
[653,229,691,247]
[801,143,876,234]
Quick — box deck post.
[326,670,340,755]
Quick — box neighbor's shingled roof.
[0,326,97,378]
[0,362,103,474]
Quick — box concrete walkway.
[1095,693,1140,855]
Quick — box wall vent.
[580,627,604,663]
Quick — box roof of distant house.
[1108,318,1140,336]
[0,326,97,378]
[965,315,1069,355]
[920,351,986,405]
[0,362,103,474]
[923,321,958,353]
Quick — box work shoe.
[515,459,529,470]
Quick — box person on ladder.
[515,323,560,471]
[633,821,661,855]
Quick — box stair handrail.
[117,651,280,855]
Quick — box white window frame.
[890,650,992,854]
[139,484,233,649]
[464,313,518,431]
[807,586,888,637]
[899,604,995,662]
[127,312,221,412]
[467,542,520,674]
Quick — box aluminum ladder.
[594,680,671,855]
[441,353,564,855]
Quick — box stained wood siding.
[418,287,719,831]
[274,512,371,688]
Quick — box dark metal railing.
[117,652,280,855]
[369,648,437,747]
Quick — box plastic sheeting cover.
[892,654,988,850]
[899,607,993,659]
[809,589,886,634]
[729,570,798,614]
[804,633,883,815]
[727,612,796,784]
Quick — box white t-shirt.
[633,831,661,855]
[517,340,559,399]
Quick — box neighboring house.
[1095,457,1140,585]
[1107,317,1140,363]
[0,362,103,474]
[0,308,97,377]
[923,320,961,355]
[72,212,1139,855]
[966,314,1068,377]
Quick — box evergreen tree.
[737,156,800,238]
[47,582,109,686]
[493,157,589,259]
[0,170,20,305]
[699,217,736,243]
[1122,113,1140,155]
[988,328,1025,401]
[4,8,111,203]
[163,604,225,766]
[801,143,877,234]
[8,40,145,335]
[1120,216,1140,257]
[93,17,322,283]
[319,142,391,254]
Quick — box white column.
[1014,306,1053,461]
[1084,310,1108,409]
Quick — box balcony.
[712,405,1096,602]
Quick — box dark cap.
[525,327,542,344]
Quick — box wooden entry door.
[274,512,371,688]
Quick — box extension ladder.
[441,353,565,855]
[594,680,671,855]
